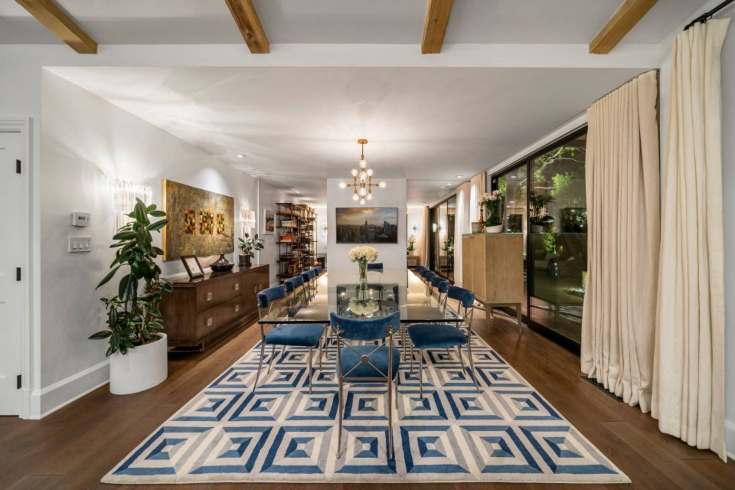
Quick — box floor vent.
[582,376,623,402]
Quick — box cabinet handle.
[253,286,258,293]
[206,317,213,327]
[234,304,240,312]
[206,292,212,301]
[234,283,239,291]
[258,284,264,291]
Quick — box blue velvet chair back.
[430,275,444,288]
[315,266,323,275]
[425,271,436,283]
[309,269,318,279]
[437,280,450,294]
[257,285,286,309]
[330,311,400,342]
[419,268,429,279]
[284,275,304,293]
[301,271,311,283]
[367,263,383,272]
[447,285,475,308]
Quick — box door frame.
[0,118,36,418]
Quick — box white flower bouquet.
[348,246,379,263]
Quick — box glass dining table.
[258,269,461,325]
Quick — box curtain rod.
[684,0,734,30]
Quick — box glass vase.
[358,260,368,299]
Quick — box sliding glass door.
[491,128,588,352]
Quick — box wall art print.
[162,180,234,261]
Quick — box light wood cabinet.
[462,233,524,331]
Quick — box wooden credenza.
[462,233,524,331]
[160,264,269,351]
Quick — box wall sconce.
[432,223,438,233]
[113,179,151,231]
[411,223,418,234]
[241,208,256,234]
[322,221,329,236]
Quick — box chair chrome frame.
[331,312,401,459]
[410,288,480,397]
[255,286,327,394]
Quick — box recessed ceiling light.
[446,182,451,185]
[236,154,245,158]
[456,175,463,178]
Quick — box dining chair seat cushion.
[265,323,325,347]
[338,345,401,380]
[408,323,468,349]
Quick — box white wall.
[326,179,407,271]
[313,206,328,258]
[39,71,259,415]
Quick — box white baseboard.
[726,419,735,461]
[29,360,109,419]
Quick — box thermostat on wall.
[71,212,91,227]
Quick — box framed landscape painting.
[263,209,275,234]
[336,207,398,244]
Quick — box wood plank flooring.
[1,309,734,490]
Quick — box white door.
[0,132,24,415]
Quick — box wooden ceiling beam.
[421,0,454,54]
[589,0,658,54]
[224,0,269,54]
[16,0,97,54]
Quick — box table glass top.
[258,270,461,324]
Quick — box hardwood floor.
[2,310,734,490]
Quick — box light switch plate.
[68,236,91,253]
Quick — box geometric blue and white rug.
[102,330,630,484]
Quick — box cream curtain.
[581,71,660,413]
[454,182,471,287]
[469,172,486,224]
[419,206,430,267]
[652,19,730,461]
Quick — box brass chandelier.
[339,139,386,204]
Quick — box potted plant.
[238,232,264,267]
[89,199,172,395]
[530,192,554,233]
[480,190,504,233]
[407,234,416,255]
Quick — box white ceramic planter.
[485,224,503,234]
[110,333,168,395]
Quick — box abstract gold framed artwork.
[162,180,234,261]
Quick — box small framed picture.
[181,255,205,279]
[263,209,275,235]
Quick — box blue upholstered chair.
[314,265,323,275]
[331,311,401,458]
[407,286,480,397]
[284,275,305,299]
[423,271,436,293]
[255,286,326,394]
[367,262,383,272]
[430,278,450,304]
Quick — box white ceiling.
[50,66,646,204]
[0,0,704,46]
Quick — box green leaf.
[113,231,137,241]
[96,265,121,290]
[118,273,137,301]
[149,210,166,217]
[88,330,112,340]
[147,219,168,232]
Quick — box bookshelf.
[276,203,318,283]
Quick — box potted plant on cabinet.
[480,190,505,233]
[238,232,264,267]
[407,234,416,255]
[89,199,172,395]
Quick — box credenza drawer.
[196,274,241,311]
[196,296,243,338]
